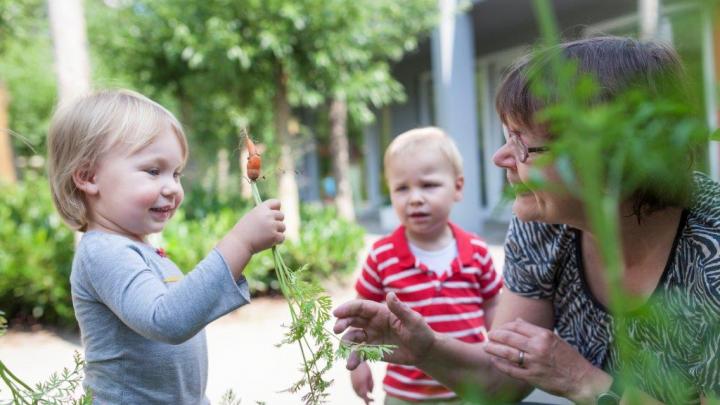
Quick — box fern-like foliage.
[249,181,395,404]
[0,311,91,405]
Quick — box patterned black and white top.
[503,172,720,404]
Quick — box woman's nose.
[492,142,516,170]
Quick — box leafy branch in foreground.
[242,134,394,404]
[0,311,91,405]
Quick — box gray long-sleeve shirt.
[70,231,251,404]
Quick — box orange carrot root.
[244,134,262,181]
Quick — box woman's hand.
[484,318,611,403]
[333,292,436,369]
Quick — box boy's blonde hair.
[383,127,463,178]
[47,89,188,231]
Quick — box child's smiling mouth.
[150,206,175,220]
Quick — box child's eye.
[423,183,438,188]
[145,168,160,176]
[394,185,408,192]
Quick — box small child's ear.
[73,164,98,195]
[454,175,464,200]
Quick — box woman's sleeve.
[502,216,566,300]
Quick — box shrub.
[0,173,75,328]
[163,203,365,294]
[0,174,365,327]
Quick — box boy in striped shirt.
[351,127,502,404]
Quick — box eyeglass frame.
[502,126,550,163]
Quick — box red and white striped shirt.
[355,223,502,402]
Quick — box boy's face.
[386,147,463,243]
[79,126,185,242]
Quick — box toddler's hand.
[236,199,285,254]
[350,362,374,404]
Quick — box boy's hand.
[350,362,374,404]
[237,199,285,254]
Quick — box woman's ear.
[73,164,98,195]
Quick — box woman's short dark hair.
[496,36,697,218]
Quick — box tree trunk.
[329,97,355,221]
[0,81,15,184]
[217,148,229,199]
[274,65,300,240]
[48,0,91,246]
[48,0,91,103]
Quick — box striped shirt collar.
[388,222,476,269]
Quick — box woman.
[334,36,720,404]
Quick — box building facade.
[362,0,720,234]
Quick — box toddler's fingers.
[274,211,284,221]
[264,198,281,210]
[276,222,286,233]
[274,232,285,244]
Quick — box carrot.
[244,136,262,181]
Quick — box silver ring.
[518,350,525,367]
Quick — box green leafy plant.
[244,135,394,404]
[0,311,90,404]
[504,1,718,403]
[0,174,75,327]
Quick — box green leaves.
[335,341,396,363]
[249,180,393,404]
[0,350,90,405]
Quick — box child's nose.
[492,142,516,170]
[161,178,182,196]
[408,188,424,204]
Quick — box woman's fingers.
[333,299,384,319]
[346,350,362,370]
[341,328,369,344]
[333,316,368,334]
[484,341,528,365]
[488,328,530,352]
[490,355,532,380]
[503,317,548,337]
[386,292,420,327]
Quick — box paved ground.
[0,231,569,404]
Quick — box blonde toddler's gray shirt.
[71,231,250,404]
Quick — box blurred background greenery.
[0,0,437,329]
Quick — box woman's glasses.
[503,127,549,163]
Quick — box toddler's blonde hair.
[383,126,463,178]
[47,89,188,231]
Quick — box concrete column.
[299,137,321,203]
[431,0,482,233]
[639,0,661,40]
